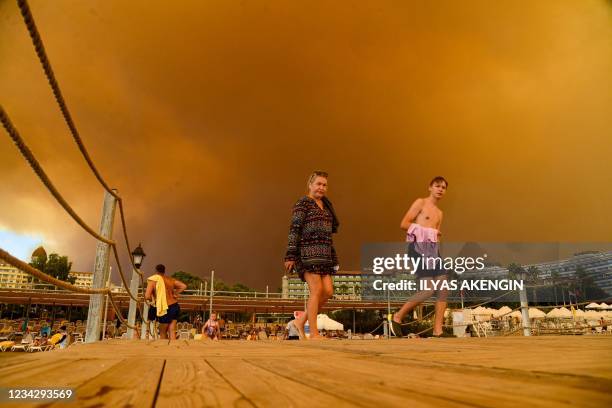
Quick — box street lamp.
[132,243,146,268]
[127,243,145,339]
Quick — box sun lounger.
[27,343,54,352]
[0,341,16,351]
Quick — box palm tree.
[526,266,540,304]
[574,266,595,300]
[550,270,559,305]
[507,263,526,280]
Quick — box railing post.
[85,189,117,343]
[126,266,140,339]
[519,273,531,336]
[209,270,214,318]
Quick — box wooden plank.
[1,358,121,388]
[286,337,612,378]
[1,358,123,408]
[248,352,612,408]
[155,358,248,407]
[47,357,164,408]
[0,336,609,407]
[0,358,76,385]
[244,357,456,408]
[207,357,348,407]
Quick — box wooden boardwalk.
[1,336,611,407]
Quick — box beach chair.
[225,328,236,339]
[27,339,54,352]
[11,333,34,352]
[0,340,16,351]
[0,324,11,341]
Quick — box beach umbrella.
[546,308,560,318]
[317,314,344,331]
[574,309,585,317]
[509,311,522,319]
[472,306,487,314]
[495,306,512,317]
[598,303,609,310]
[556,307,572,318]
[585,303,600,309]
[528,308,546,318]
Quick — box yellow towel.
[147,275,169,317]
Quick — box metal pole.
[85,189,118,343]
[386,280,391,339]
[209,270,214,317]
[141,301,149,340]
[126,266,140,339]
[102,273,111,340]
[519,273,531,336]
[266,285,269,298]
[141,268,150,340]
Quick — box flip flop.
[390,320,403,338]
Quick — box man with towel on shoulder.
[145,264,187,340]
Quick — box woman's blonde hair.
[307,170,329,188]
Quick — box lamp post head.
[132,243,146,268]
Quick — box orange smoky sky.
[1,0,611,289]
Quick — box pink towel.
[406,223,439,243]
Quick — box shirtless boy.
[390,176,450,338]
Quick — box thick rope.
[16,0,144,281]
[368,321,384,334]
[118,200,144,278]
[108,293,138,330]
[0,106,114,245]
[1,246,142,334]
[16,0,118,200]
[0,248,109,295]
[0,246,143,327]
[1,106,144,305]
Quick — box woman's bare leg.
[294,273,333,339]
[302,272,323,338]
[320,275,334,306]
[307,273,324,338]
[306,275,334,340]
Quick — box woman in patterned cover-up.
[284,171,339,340]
